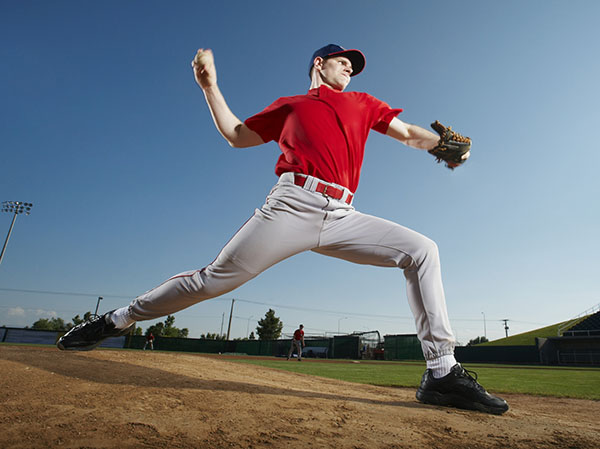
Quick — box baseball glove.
[428,120,471,169]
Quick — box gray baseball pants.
[288,340,303,360]
[126,172,456,360]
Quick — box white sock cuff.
[427,354,458,378]
[109,307,135,329]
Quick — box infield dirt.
[1,345,598,449]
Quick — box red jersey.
[293,329,304,341]
[245,85,402,193]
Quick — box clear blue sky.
[1,0,599,344]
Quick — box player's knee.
[418,236,439,259]
[196,261,258,299]
[424,237,439,257]
[402,236,440,270]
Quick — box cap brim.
[326,49,365,76]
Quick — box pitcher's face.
[317,56,353,91]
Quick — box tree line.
[27,308,286,340]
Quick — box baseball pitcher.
[58,44,507,415]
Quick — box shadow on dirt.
[1,346,424,410]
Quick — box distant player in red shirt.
[58,44,507,415]
[287,324,305,361]
[143,332,154,350]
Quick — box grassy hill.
[480,318,585,346]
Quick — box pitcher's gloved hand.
[428,120,471,169]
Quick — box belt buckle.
[321,185,329,197]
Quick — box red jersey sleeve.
[244,97,289,143]
[364,94,403,134]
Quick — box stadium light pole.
[94,296,103,317]
[246,315,254,338]
[1,201,33,266]
[338,316,348,334]
[481,312,487,338]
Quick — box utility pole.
[220,312,225,336]
[226,299,235,340]
[502,319,509,337]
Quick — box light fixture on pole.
[481,312,487,338]
[246,315,254,338]
[1,201,33,266]
[94,296,103,317]
[337,317,348,334]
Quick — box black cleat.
[57,312,134,351]
[416,364,509,415]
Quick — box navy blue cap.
[308,44,365,79]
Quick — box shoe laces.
[461,366,486,393]
[463,367,478,381]
[67,314,103,335]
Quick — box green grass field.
[231,358,600,400]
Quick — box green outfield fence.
[0,329,425,362]
[0,327,358,358]
[3,327,599,366]
[384,334,424,361]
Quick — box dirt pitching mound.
[1,346,598,448]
